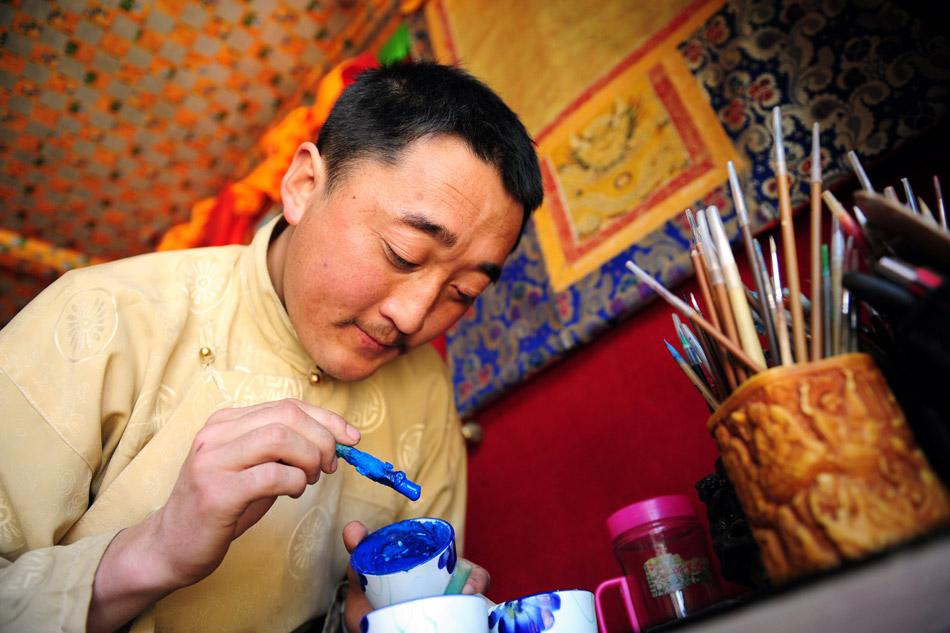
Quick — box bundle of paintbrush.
[625,105,948,409]
[835,159,949,366]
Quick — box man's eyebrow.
[400,213,458,247]
[480,262,502,284]
[399,213,502,283]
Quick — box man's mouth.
[354,323,407,354]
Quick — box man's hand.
[342,521,373,632]
[87,399,361,633]
[461,559,491,596]
[341,521,491,632]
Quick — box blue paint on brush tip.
[664,339,686,364]
[335,443,422,501]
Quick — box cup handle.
[595,576,641,633]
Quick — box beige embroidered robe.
[0,217,466,632]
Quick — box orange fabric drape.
[157,51,379,251]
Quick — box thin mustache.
[340,319,408,354]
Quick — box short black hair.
[316,61,544,244]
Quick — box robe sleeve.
[0,373,120,633]
[0,265,157,632]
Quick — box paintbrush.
[689,209,737,389]
[822,245,832,358]
[830,216,844,356]
[689,293,730,397]
[728,161,779,362]
[697,208,745,385]
[809,122,823,363]
[680,318,720,398]
[772,106,807,361]
[707,204,767,369]
[769,236,793,366]
[665,340,720,410]
[840,285,852,355]
[918,197,939,226]
[839,237,856,354]
[901,178,920,214]
[676,308,716,384]
[687,209,720,328]
[782,287,812,317]
[875,256,945,296]
[625,260,766,374]
[444,559,473,594]
[687,209,724,344]
[934,175,947,231]
[335,444,422,501]
[674,313,707,380]
[821,190,872,254]
[848,150,875,192]
[751,238,779,366]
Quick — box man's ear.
[281,142,326,226]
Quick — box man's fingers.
[291,399,361,444]
[196,399,361,471]
[201,422,332,482]
[190,461,309,517]
[342,520,374,632]
[461,560,490,595]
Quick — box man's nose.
[380,277,442,336]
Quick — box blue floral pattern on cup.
[438,541,457,575]
[489,592,562,633]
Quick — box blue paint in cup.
[351,517,456,576]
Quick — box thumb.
[343,520,368,554]
[235,497,278,538]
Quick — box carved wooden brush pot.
[707,352,950,584]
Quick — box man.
[0,61,543,632]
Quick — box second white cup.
[488,589,598,633]
[360,594,490,633]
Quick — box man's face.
[276,135,523,382]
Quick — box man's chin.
[316,357,388,383]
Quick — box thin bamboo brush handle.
[773,110,807,362]
[691,250,737,391]
[809,123,823,362]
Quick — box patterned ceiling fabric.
[0,0,405,326]
[435,0,950,417]
[155,48,380,251]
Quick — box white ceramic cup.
[359,594,490,633]
[488,589,598,633]
[350,517,457,609]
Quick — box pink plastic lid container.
[605,494,698,541]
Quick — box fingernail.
[346,424,361,441]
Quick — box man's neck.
[266,218,292,305]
